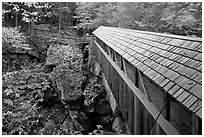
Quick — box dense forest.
[2,2,202,135]
[76,2,202,37]
[2,2,202,37]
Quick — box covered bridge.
[92,26,202,135]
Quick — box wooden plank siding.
[92,26,202,135]
[93,26,202,119]
[93,40,180,135]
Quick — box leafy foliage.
[3,2,201,37]
[46,40,82,69]
[2,68,52,135]
[47,42,85,94]
[2,2,77,28]
[2,26,34,73]
[75,2,202,37]
[2,27,29,48]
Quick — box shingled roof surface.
[93,26,202,118]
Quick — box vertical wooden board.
[192,114,200,135]
[106,56,110,80]
[101,53,105,75]
[125,85,129,122]
[120,79,125,117]
[122,82,127,119]
[95,42,102,64]
[112,65,117,98]
[155,123,160,135]
[118,76,123,111]
[149,114,157,135]
[99,48,102,64]
[107,60,112,88]
[156,123,166,135]
[113,71,119,102]
[108,61,113,89]
[126,86,131,131]
[170,100,192,134]
[140,106,150,135]
[106,60,110,85]
[105,56,109,82]
[148,114,153,134]
[133,94,143,135]
[127,87,134,134]
[96,42,100,62]
[116,72,120,103]
[101,53,105,74]
[133,95,137,135]
[111,65,115,96]
[102,54,106,79]
[129,89,134,134]
[154,121,166,135]
[143,108,149,134]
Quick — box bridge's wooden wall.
[93,26,202,119]
[92,27,202,135]
[93,40,172,134]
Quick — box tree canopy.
[75,2,202,37]
[2,2,202,37]
[2,2,77,28]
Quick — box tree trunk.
[58,2,62,42]
[30,21,34,38]
[15,12,18,27]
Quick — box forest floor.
[2,31,126,135]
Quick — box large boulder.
[38,120,59,135]
[55,77,84,111]
[82,100,95,113]
[43,63,57,73]
[46,42,85,110]
[99,114,114,124]
[82,76,105,114]
[112,115,126,133]
[94,93,112,116]
[82,84,97,113]
[62,111,93,134]
[50,63,85,111]
[61,115,75,134]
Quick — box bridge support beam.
[93,40,180,135]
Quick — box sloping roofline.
[115,26,202,42]
[93,26,202,118]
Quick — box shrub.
[2,27,28,48]
[2,70,52,135]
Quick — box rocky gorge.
[2,33,127,135]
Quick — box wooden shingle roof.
[93,26,202,118]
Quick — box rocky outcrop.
[45,42,85,111]
[59,110,93,135]
[61,115,75,133]
[2,25,127,135]
[95,95,112,115]
[112,115,126,133]
[69,111,93,134]
[39,120,59,135]
[39,37,127,135]
[43,63,57,73]
[49,64,85,111]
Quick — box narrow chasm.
[2,33,126,135]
